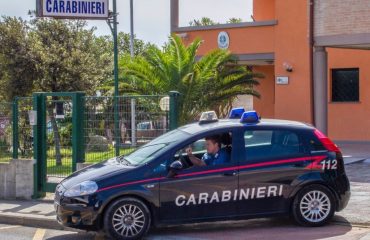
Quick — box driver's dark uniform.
[201,148,230,166]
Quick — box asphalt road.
[1,218,370,240]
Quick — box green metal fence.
[3,92,179,195]
[0,102,12,162]
[13,97,34,160]
[0,98,34,163]
[84,95,171,164]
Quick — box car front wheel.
[104,197,151,240]
[292,184,335,227]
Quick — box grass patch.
[0,150,12,163]
[0,145,136,176]
[46,147,135,176]
[0,141,12,162]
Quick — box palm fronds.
[116,34,263,124]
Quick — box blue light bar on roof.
[240,111,260,124]
[229,107,245,119]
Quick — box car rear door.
[237,127,313,215]
[159,130,239,222]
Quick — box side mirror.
[167,160,183,178]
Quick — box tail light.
[314,129,341,153]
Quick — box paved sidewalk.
[0,199,62,230]
[336,141,370,164]
[334,161,370,226]
[0,142,369,230]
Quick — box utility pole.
[107,0,120,156]
[130,0,134,57]
[113,0,120,156]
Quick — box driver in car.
[186,135,230,166]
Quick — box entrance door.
[33,92,85,192]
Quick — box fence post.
[131,98,136,147]
[169,91,180,130]
[12,97,19,159]
[114,96,120,157]
[32,93,46,198]
[72,92,85,168]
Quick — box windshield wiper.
[116,156,131,166]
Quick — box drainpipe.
[309,0,315,125]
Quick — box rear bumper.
[337,189,350,212]
[336,173,351,212]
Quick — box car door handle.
[224,171,238,176]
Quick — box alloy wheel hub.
[112,204,145,237]
[300,190,331,223]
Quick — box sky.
[0,0,252,46]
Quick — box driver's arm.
[186,148,206,167]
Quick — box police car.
[54,109,350,240]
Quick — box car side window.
[244,130,306,162]
[171,132,233,170]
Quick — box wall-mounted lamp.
[176,33,188,39]
[283,62,293,72]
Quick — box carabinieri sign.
[37,0,109,19]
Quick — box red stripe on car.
[97,155,327,192]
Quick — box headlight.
[64,181,98,198]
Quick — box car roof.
[178,118,314,135]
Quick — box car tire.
[104,197,151,240]
[292,184,335,227]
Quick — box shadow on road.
[43,217,354,240]
[145,217,353,240]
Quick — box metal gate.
[33,92,85,193]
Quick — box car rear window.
[244,130,307,162]
[307,131,327,152]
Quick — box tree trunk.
[48,105,62,166]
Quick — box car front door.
[237,127,312,215]
[159,130,239,222]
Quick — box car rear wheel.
[104,197,151,240]
[292,184,335,227]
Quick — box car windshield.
[118,129,190,165]
[147,129,190,145]
[124,143,167,165]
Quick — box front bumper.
[55,202,100,230]
[54,184,101,230]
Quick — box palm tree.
[117,34,262,124]
[189,17,217,26]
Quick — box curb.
[344,158,367,165]
[0,213,63,230]
[333,219,370,228]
